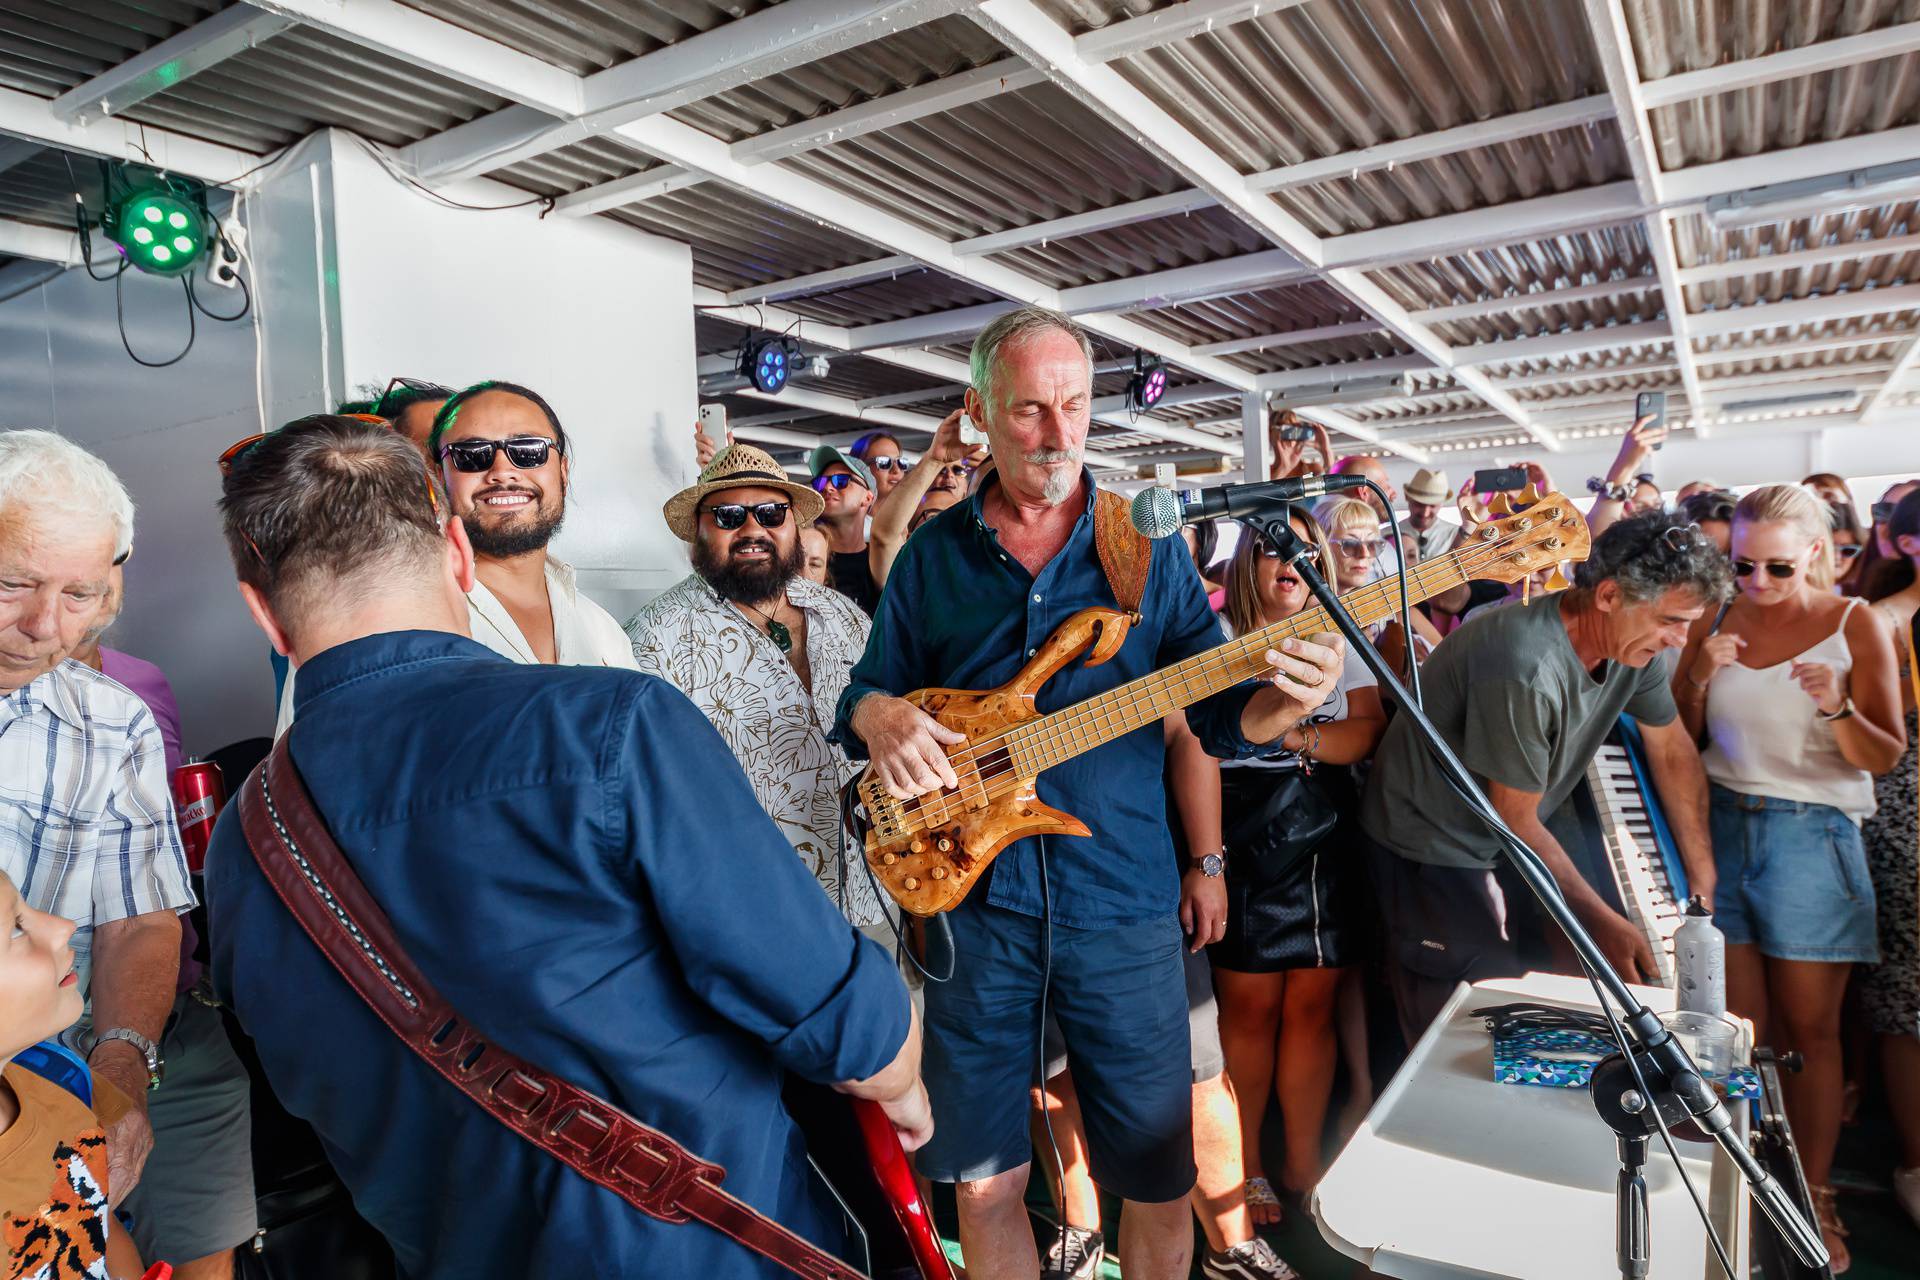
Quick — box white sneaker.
[1895,1165,1920,1230]
[1200,1237,1303,1280]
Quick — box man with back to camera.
[1360,511,1731,1039]
[835,306,1345,1280]
[206,416,929,1278]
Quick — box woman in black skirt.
[1210,508,1387,1222]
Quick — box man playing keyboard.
[1360,512,1731,1039]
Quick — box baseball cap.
[807,444,876,492]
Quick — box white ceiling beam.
[1583,0,1710,433]
[1454,319,1674,367]
[734,57,1045,165]
[1251,354,1434,393]
[735,383,958,437]
[1074,0,1310,64]
[1859,328,1920,425]
[954,189,1220,257]
[1677,231,1920,286]
[1061,248,1308,312]
[0,217,81,267]
[1409,274,1661,325]
[0,85,263,186]
[1639,20,1920,109]
[400,0,972,184]
[845,303,1017,350]
[727,420,826,449]
[552,165,705,217]
[725,256,920,306]
[1662,122,1920,205]
[1689,283,1920,338]
[50,4,295,128]
[1320,181,1645,269]
[1190,319,1383,358]
[0,136,40,177]
[858,384,966,410]
[1246,95,1615,194]
[247,0,580,114]
[971,0,1556,450]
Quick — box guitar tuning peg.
[1521,482,1544,505]
[1489,492,1515,516]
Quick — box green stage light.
[105,185,206,277]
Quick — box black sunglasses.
[1835,543,1863,561]
[375,376,454,415]
[704,501,790,530]
[438,435,556,473]
[1732,557,1800,579]
[813,473,860,492]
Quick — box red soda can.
[171,758,226,875]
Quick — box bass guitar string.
[886,515,1568,831]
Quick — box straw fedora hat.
[663,442,824,542]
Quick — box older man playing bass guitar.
[835,307,1342,1280]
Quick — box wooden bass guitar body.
[853,607,1138,917]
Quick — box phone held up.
[1635,390,1667,448]
[958,413,988,446]
[1276,423,1313,442]
[1474,465,1528,495]
[698,403,727,437]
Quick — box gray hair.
[969,306,1094,412]
[0,429,135,560]
[1572,509,1732,605]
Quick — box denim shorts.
[916,901,1195,1203]
[1709,785,1880,964]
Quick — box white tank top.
[1700,597,1876,821]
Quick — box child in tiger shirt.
[1,871,145,1279]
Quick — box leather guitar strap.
[236,739,867,1280]
[1092,488,1153,618]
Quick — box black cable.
[1034,837,1072,1278]
[116,271,196,369]
[1361,477,1423,707]
[187,266,251,323]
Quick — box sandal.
[1810,1185,1851,1275]
[1244,1176,1283,1227]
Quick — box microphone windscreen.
[1129,485,1184,540]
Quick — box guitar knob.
[903,876,920,891]
[931,867,947,880]
[935,836,953,853]
[881,853,898,866]
[909,838,925,853]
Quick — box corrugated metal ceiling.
[0,0,224,99]
[609,184,885,291]
[401,0,781,76]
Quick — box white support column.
[49,4,295,127]
[1241,393,1269,481]
[1582,0,1711,435]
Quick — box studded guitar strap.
[236,739,867,1280]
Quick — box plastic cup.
[1664,1010,1737,1081]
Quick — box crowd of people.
[0,303,1915,1280]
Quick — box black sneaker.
[1201,1237,1303,1280]
[1040,1224,1104,1279]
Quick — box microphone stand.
[1241,512,1827,1279]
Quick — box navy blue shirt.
[206,632,910,1280]
[833,473,1258,927]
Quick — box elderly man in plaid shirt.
[0,431,195,1211]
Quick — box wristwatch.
[1188,851,1225,878]
[1820,696,1856,723]
[91,1027,164,1091]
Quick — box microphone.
[1128,473,1372,539]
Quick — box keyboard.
[1580,720,1690,988]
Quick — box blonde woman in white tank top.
[1673,484,1906,1271]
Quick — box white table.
[1313,972,1751,1279]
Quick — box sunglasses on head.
[438,435,556,473]
[1733,557,1801,579]
[704,501,791,531]
[375,376,454,416]
[813,473,861,492]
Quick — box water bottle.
[1673,896,1725,1017]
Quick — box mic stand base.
[1235,511,1828,1275]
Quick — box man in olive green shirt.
[1361,513,1730,1037]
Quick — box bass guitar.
[853,489,1588,916]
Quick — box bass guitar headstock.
[1457,487,1591,592]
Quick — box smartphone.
[958,412,987,446]
[1276,423,1313,442]
[1474,465,1528,495]
[1635,390,1667,447]
[698,403,726,436]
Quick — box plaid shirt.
[0,660,196,1040]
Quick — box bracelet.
[1683,671,1710,691]
[1586,476,1631,501]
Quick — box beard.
[463,493,565,559]
[1025,448,1081,506]
[692,533,804,604]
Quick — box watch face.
[1201,853,1224,877]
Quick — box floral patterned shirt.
[626,575,884,927]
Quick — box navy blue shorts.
[915,901,1195,1203]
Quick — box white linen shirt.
[276,555,636,734]
[625,574,883,927]
[0,661,196,1041]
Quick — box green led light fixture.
[101,175,208,277]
